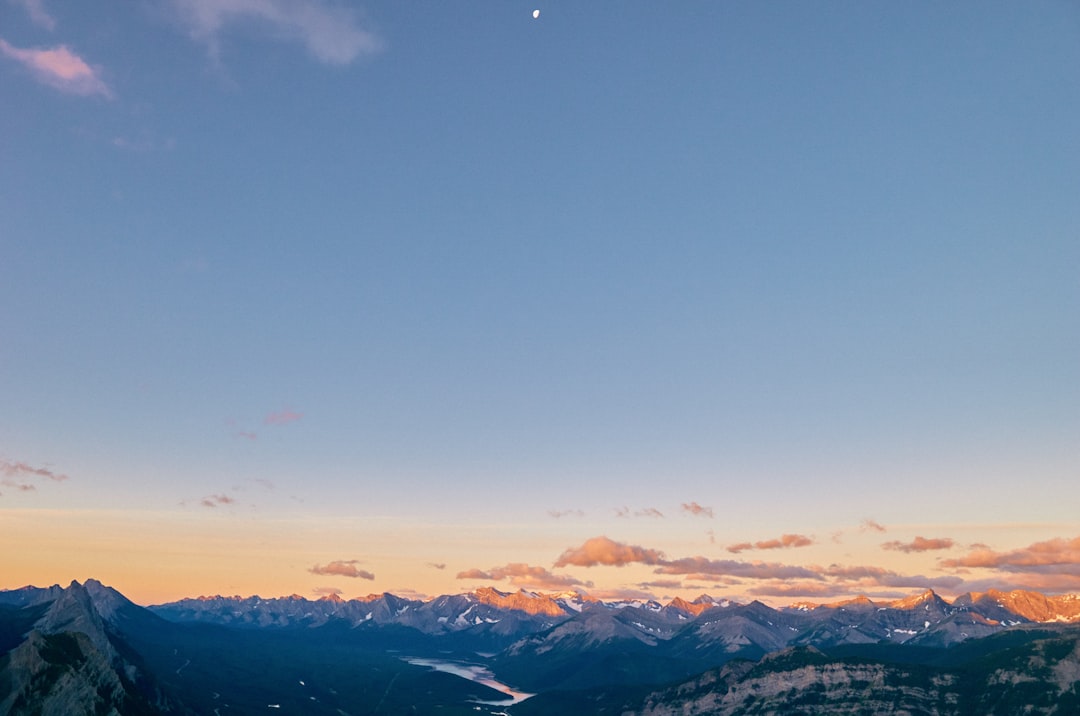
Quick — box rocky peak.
[473,587,568,617]
[34,580,117,664]
[665,597,714,617]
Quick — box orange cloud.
[941,536,1080,572]
[0,39,110,97]
[727,534,814,553]
[310,560,374,579]
[455,563,590,590]
[312,586,343,597]
[882,536,955,553]
[200,494,235,508]
[681,502,713,518]
[554,536,666,568]
[264,408,303,425]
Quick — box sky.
[2,0,1079,607]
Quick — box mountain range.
[2,579,1079,714]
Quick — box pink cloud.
[455,562,590,590]
[614,506,663,518]
[11,0,56,30]
[554,536,666,568]
[0,39,110,97]
[200,493,235,507]
[941,536,1080,572]
[882,536,955,553]
[264,408,303,425]
[170,0,382,65]
[310,560,374,579]
[655,557,822,581]
[727,534,814,553]
[860,518,887,533]
[681,502,714,518]
[0,459,68,482]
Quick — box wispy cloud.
[681,501,713,518]
[727,533,814,554]
[455,562,591,590]
[9,0,56,30]
[312,586,343,597]
[200,493,235,507]
[310,559,374,579]
[882,536,955,553]
[0,39,111,97]
[614,506,664,518]
[548,509,585,518]
[264,407,303,425]
[170,0,382,65]
[554,536,666,568]
[860,518,887,533]
[427,562,446,570]
[0,459,68,482]
[655,556,822,581]
[941,536,1080,572]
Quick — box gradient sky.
[2,0,1079,607]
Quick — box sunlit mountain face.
[2,580,1079,714]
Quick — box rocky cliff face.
[0,580,169,716]
[0,630,130,716]
[622,632,1080,716]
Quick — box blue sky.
[2,0,1079,604]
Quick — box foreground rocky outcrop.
[622,635,1080,715]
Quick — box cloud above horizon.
[554,536,666,568]
[456,562,592,590]
[170,0,381,65]
[310,560,375,579]
[1,459,68,483]
[0,39,111,97]
[615,506,664,518]
[882,536,955,553]
[727,533,814,554]
[264,407,303,425]
[550,535,998,596]
[681,501,713,518]
[941,536,1080,573]
[200,493,236,507]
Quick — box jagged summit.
[888,589,946,610]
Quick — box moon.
[532,9,540,19]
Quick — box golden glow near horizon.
[3,506,1077,607]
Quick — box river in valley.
[403,657,534,705]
